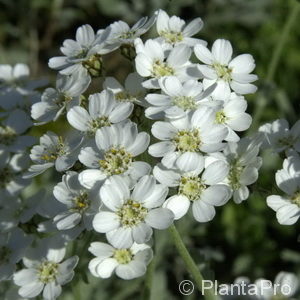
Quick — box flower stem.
[251,0,300,130]
[168,224,217,300]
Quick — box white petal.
[163,195,190,220]
[115,260,146,280]
[267,195,290,211]
[228,54,255,73]
[194,44,213,65]
[93,212,120,233]
[276,204,300,225]
[14,269,38,286]
[132,223,153,243]
[183,18,203,37]
[94,258,118,278]
[192,200,215,222]
[202,160,229,184]
[19,281,44,298]
[67,106,90,131]
[78,169,106,189]
[212,39,232,65]
[43,282,62,300]
[148,141,176,157]
[88,242,114,258]
[201,185,231,206]
[106,227,133,248]
[145,208,174,229]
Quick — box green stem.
[168,224,216,300]
[252,0,300,130]
[266,0,300,82]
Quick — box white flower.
[31,73,90,124]
[222,138,262,204]
[88,241,152,280]
[53,171,101,230]
[0,109,35,152]
[156,9,206,47]
[0,150,31,197]
[93,175,173,248]
[14,237,78,300]
[0,64,46,111]
[0,228,32,281]
[106,14,156,46]
[212,93,252,142]
[78,121,151,189]
[25,131,82,178]
[67,89,133,137]
[135,38,194,89]
[154,152,231,222]
[194,39,258,99]
[0,192,41,232]
[267,155,300,225]
[48,24,115,78]
[145,76,215,120]
[258,119,300,155]
[103,73,146,106]
[149,106,228,168]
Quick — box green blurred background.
[0,0,299,299]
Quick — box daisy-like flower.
[156,9,206,47]
[135,38,194,89]
[267,155,300,225]
[67,90,133,137]
[31,72,90,124]
[0,192,41,232]
[53,171,102,230]
[48,24,116,78]
[212,93,252,142]
[0,109,35,152]
[93,175,173,248]
[221,138,262,204]
[106,14,156,49]
[194,39,258,99]
[145,76,215,120]
[78,121,151,189]
[103,73,146,106]
[154,152,231,222]
[258,119,300,155]
[13,237,78,300]
[0,150,31,197]
[25,131,82,178]
[0,228,33,281]
[88,242,152,280]
[149,106,228,168]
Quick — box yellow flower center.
[152,60,175,78]
[173,129,201,152]
[179,176,206,201]
[159,30,184,44]
[82,54,102,77]
[73,191,90,213]
[38,261,59,283]
[291,191,300,207]
[213,63,232,82]
[88,116,111,135]
[40,136,67,162]
[215,111,228,124]
[99,147,132,175]
[113,249,133,264]
[117,199,148,227]
[172,96,197,111]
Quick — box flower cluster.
[4,8,298,300]
[258,119,300,225]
